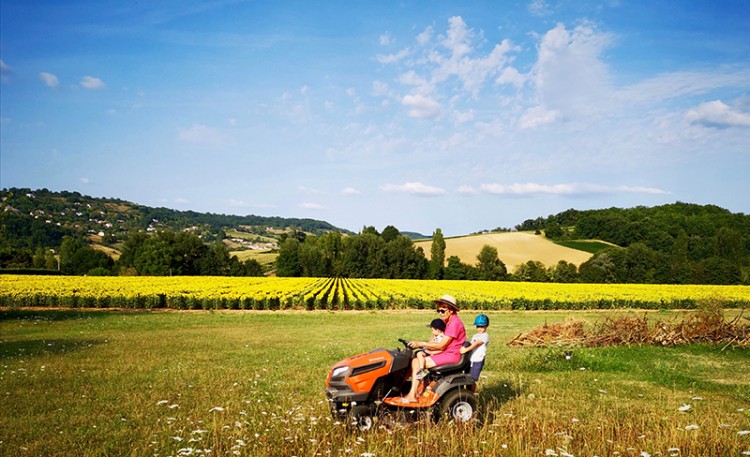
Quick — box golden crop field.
[413,232,594,271]
[2,275,749,310]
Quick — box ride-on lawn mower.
[325,338,477,430]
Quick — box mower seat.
[428,341,472,377]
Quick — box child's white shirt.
[469,333,489,363]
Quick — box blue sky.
[1,0,749,236]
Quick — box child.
[460,314,489,381]
[415,318,446,379]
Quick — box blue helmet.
[473,314,489,327]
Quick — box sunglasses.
[437,308,449,314]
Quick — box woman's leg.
[406,356,436,400]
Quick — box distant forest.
[516,202,750,284]
[1,189,748,284]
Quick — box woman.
[403,294,466,402]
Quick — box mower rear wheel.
[435,389,477,423]
[348,405,376,432]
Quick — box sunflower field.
[1,275,749,310]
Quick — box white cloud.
[380,182,447,196]
[173,198,190,205]
[40,72,59,87]
[402,94,441,119]
[528,0,552,17]
[456,185,478,194]
[519,106,560,128]
[417,26,433,45]
[379,32,394,46]
[341,187,361,195]
[177,123,228,146]
[530,23,614,118]
[80,76,106,90]
[685,100,750,128]
[229,199,276,209]
[228,199,249,207]
[298,186,325,195]
[376,48,410,64]
[496,67,525,88]
[1,59,12,83]
[299,202,326,209]
[430,17,519,95]
[618,70,750,106]
[480,182,669,196]
[80,177,91,184]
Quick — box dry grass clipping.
[508,307,750,349]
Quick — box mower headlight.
[332,366,349,378]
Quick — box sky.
[1,0,749,237]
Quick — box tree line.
[0,231,265,277]
[518,202,749,285]
[275,226,510,280]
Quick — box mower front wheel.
[435,389,478,423]
[348,405,377,432]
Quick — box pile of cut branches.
[508,308,749,349]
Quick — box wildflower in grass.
[209,406,225,412]
[677,404,691,412]
[739,430,750,435]
[640,452,651,457]
[157,400,168,405]
[684,424,699,431]
[545,450,558,456]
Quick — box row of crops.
[1,275,749,310]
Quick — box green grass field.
[1,309,748,456]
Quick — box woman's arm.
[410,336,453,352]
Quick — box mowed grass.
[229,249,278,266]
[1,309,748,457]
[414,232,594,271]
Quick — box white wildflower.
[678,404,691,412]
[684,424,699,431]
[640,452,650,457]
[545,450,558,456]
[738,430,750,435]
[208,406,225,413]
[157,400,168,405]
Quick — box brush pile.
[508,307,750,349]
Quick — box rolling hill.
[414,232,598,271]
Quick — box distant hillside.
[414,232,595,271]
[0,187,350,250]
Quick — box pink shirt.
[430,314,466,366]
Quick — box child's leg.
[469,360,484,382]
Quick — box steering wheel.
[398,338,410,348]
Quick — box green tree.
[544,222,564,239]
[578,250,618,283]
[428,228,446,279]
[276,238,302,277]
[381,225,400,243]
[547,260,578,283]
[476,244,507,281]
[513,260,549,282]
